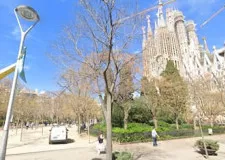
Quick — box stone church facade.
[142,3,225,88]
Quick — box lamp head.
[15,5,39,21]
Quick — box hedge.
[0,120,4,127]
[90,123,225,143]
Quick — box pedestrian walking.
[96,132,106,154]
[25,122,29,130]
[152,127,159,146]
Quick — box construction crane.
[117,0,176,24]
[201,4,225,28]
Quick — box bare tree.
[0,79,11,121]
[141,77,161,128]
[116,56,136,129]
[49,0,140,158]
[191,78,225,127]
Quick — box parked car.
[49,125,68,144]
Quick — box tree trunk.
[123,109,129,130]
[35,119,38,130]
[106,94,112,160]
[193,116,197,130]
[42,118,44,136]
[87,117,90,143]
[210,117,214,127]
[78,115,81,134]
[36,120,39,129]
[124,117,128,130]
[175,117,179,130]
[198,117,209,158]
[16,119,20,135]
[20,121,23,142]
[153,116,158,129]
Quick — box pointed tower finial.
[202,37,210,53]
[146,15,152,37]
[142,26,146,39]
[142,26,146,47]
[159,0,162,5]
[154,21,158,35]
[155,20,158,29]
[157,0,166,27]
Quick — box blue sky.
[0,0,224,92]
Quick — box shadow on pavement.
[91,158,102,160]
[195,150,218,156]
[50,138,75,145]
[67,138,75,144]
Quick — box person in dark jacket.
[96,132,105,154]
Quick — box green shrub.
[128,98,153,124]
[112,104,124,128]
[90,123,225,143]
[112,123,152,142]
[194,139,219,151]
[112,132,152,143]
[90,123,106,136]
[93,123,106,131]
[158,121,170,128]
[160,129,194,138]
[155,121,177,132]
[0,120,4,127]
[113,151,133,160]
[180,124,193,129]
[113,123,152,134]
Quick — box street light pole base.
[0,130,9,160]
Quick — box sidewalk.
[0,125,97,155]
[2,126,225,160]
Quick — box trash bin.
[208,128,213,135]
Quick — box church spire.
[202,37,210,53]
[142,26,146,48]
[154,20,158,35]
[157,0,166,27]
[146,15,152,37]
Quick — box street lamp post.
[0,5,39,160]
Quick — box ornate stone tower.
[186,20,200,58]
[142,1,224,84]
[166,8,175,32]
[174,10,189,77]
[143,0,181,79]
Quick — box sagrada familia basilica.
[142,1,225,87]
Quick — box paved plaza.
[1,125,225,160]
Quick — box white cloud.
[39,90,46,94]
[10,25,36,41]
[134,50,141,54]
[24,65,30,71]
[11,26,20,40]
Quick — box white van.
[49,125,68,144]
